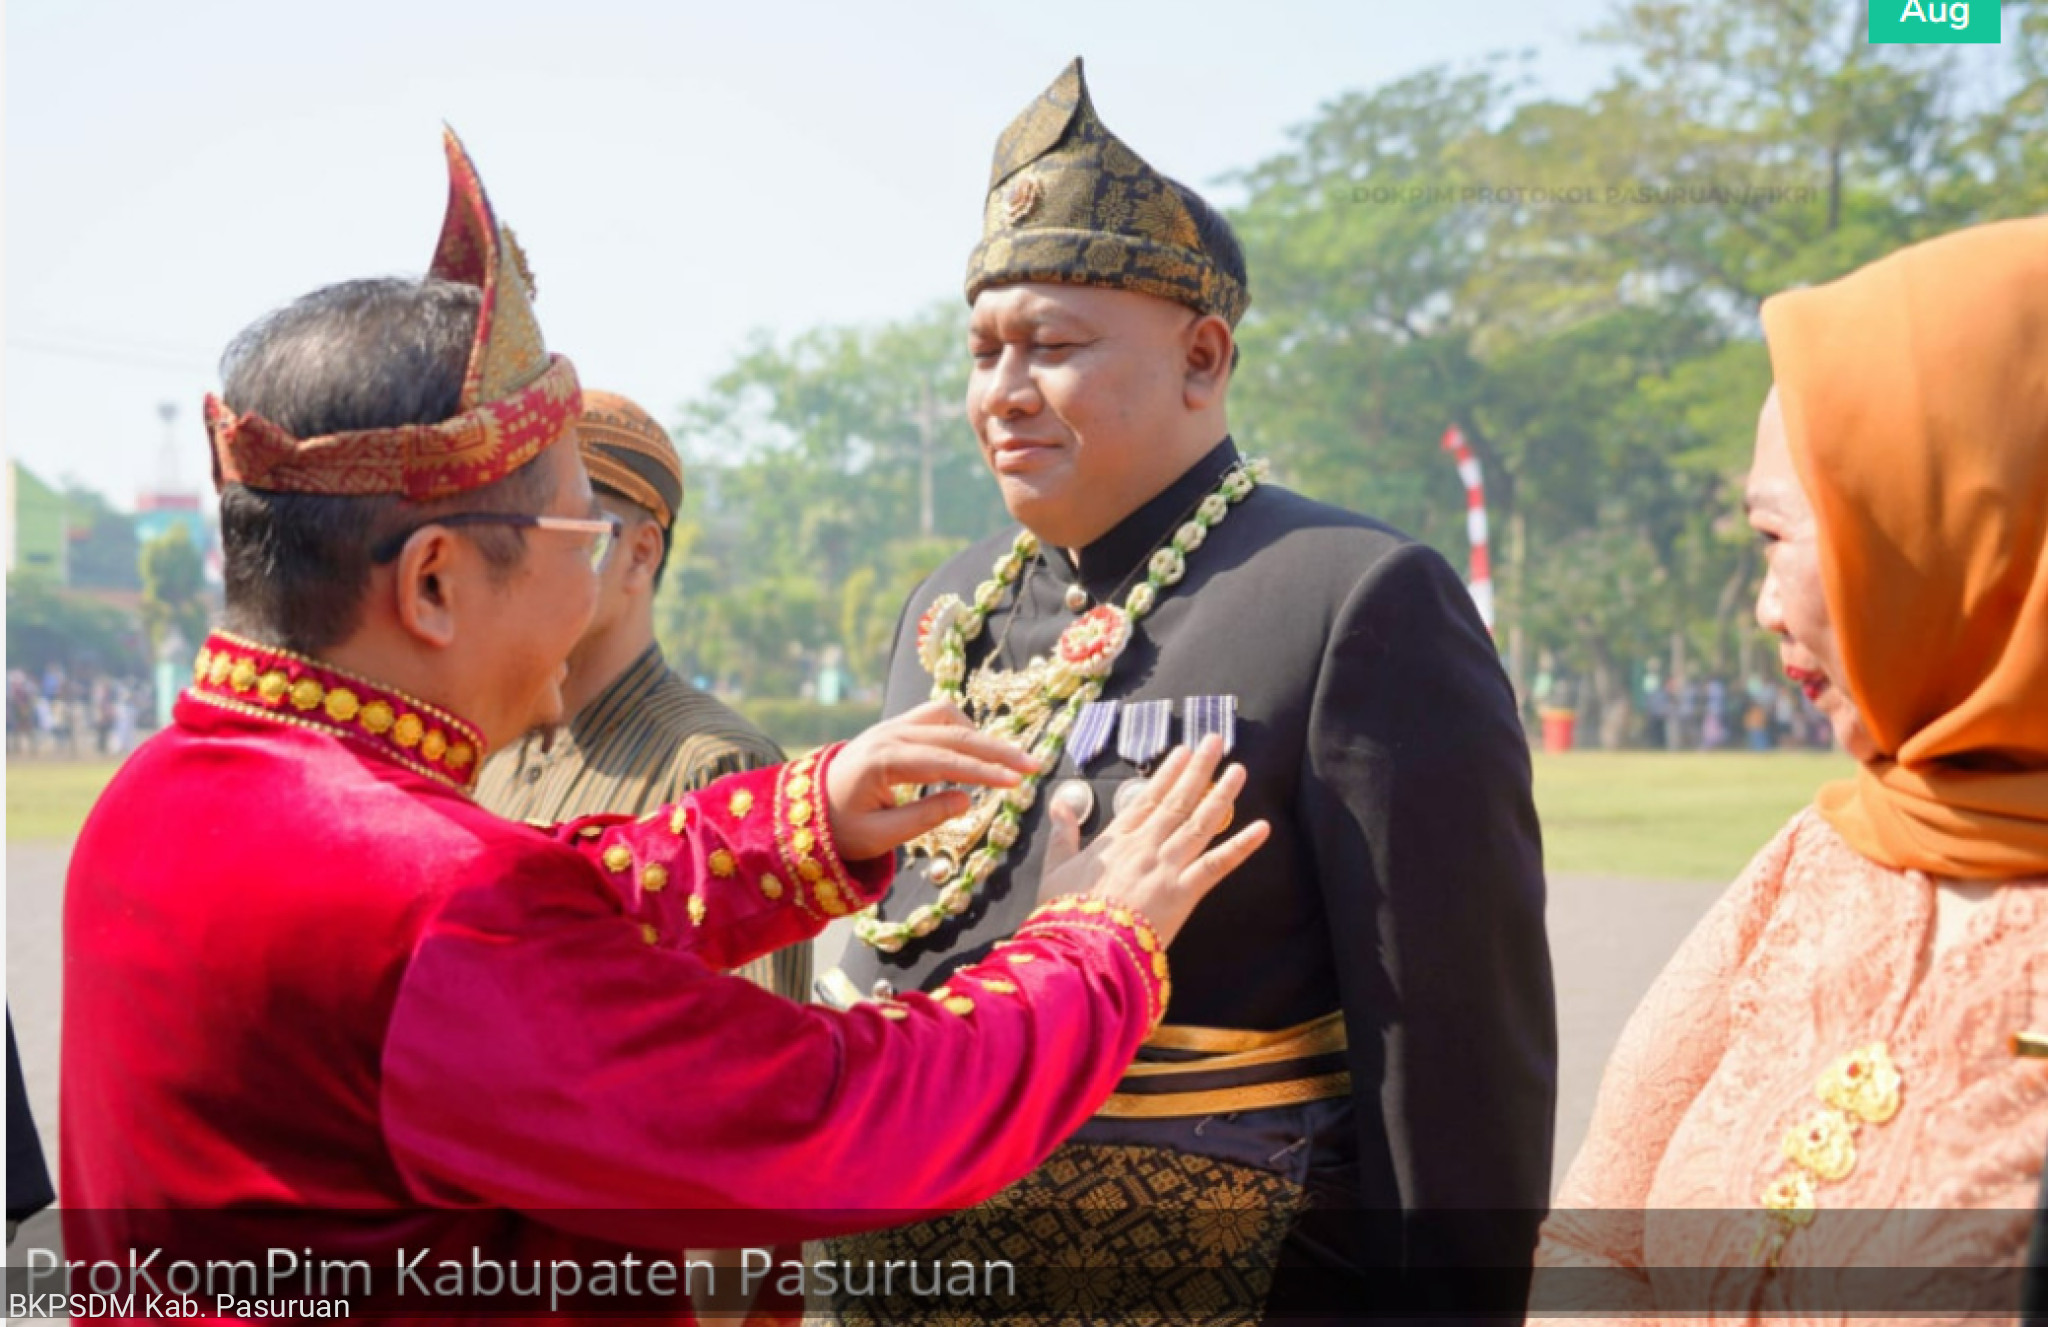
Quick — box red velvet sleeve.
[545,743,886,972]
[379,890,1166,1249]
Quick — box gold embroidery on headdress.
[1004,174,1044,225]
[964,58,1249,326]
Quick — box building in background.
[7,462,71,584]
[133,403,215,581]
[132,492,208,568]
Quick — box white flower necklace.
[853,457,1268,952]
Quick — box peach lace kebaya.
[1536,217,2048,1323]
[1536,809,2048,1319]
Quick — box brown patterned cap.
[964,58,1249,326]
[579,390,682,528]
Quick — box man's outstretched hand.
[1038,736,1269,948]
[823,700,1039,863]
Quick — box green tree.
[1217,0,2041,744]
[139,525,210,660]
[61,484,142,591]
[651,0,2046,737]
[664,302,1001,695]
[5,575,145,676]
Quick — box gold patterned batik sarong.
[813,1141,1307,1326]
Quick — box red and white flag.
[1440,425,1494,633]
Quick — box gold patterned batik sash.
[816,1142,1307,1326]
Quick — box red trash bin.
[1539,707,1577,753]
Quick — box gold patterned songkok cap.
[579,390,683,529]
[964,57,1249,326]
[204,128,581,500]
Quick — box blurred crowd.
[1639,672,1836,752]
[1528,666,1838,752]
[6,666,153,760]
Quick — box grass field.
[1532,750,1849,881]
[6,758,128,842]
[6,750,1852,881]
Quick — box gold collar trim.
[188,630,486,792]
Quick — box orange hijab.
[1760,217,2048,880]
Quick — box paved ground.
[8,841,1725,1221]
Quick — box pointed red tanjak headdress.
[205,129,582,500]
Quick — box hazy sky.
[5,0,1621,510]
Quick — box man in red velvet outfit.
[56,130,1265,1324]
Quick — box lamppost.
[155,402,180,492]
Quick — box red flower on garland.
[1057,605,1132,679]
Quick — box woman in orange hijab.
[1535,216,2048,1321]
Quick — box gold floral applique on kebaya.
[1752,1042,1903,1267]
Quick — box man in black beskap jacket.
[819,56,1556,1325]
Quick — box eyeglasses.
[370,512,624,572]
